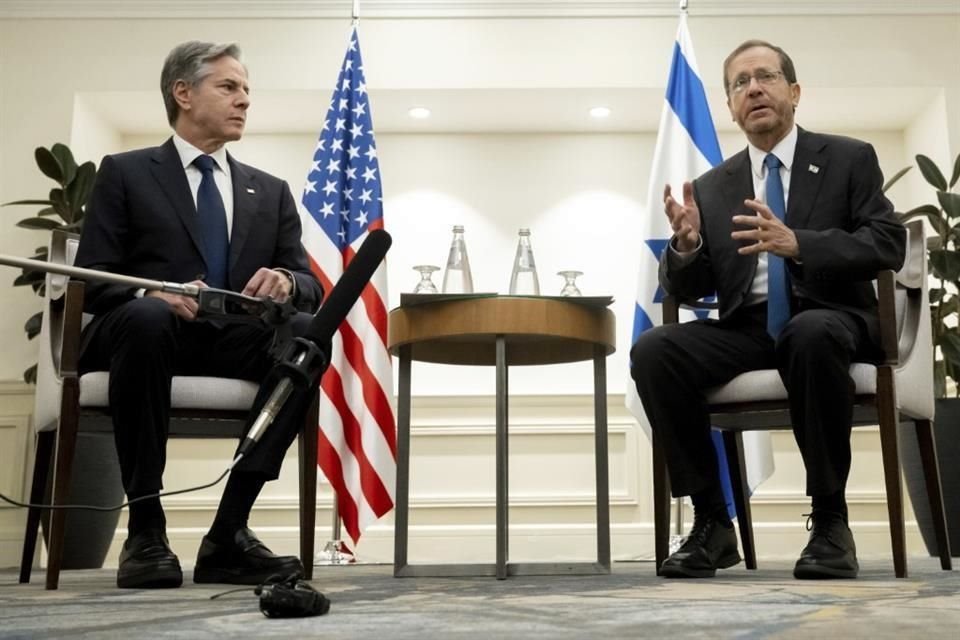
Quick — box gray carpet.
[1,559,958,639]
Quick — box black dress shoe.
[660,513,741,578]
[193,526,304,585]
[794,510,859,579]
[117,529,183,589]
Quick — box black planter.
[41,432,124,569]
[900,397,960,557]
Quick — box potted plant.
[2,143,95,382]
[3,143,122,571]
[894,152,960,557]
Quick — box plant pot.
[899,397,960,557]
[40,432,124,569]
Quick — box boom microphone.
[235,229,392,460]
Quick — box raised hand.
[731,199,799,258]
[663,182,701,253]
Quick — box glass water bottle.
[441,225,474,294]
[509,228,540,295]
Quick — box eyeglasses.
[728,69,785,95]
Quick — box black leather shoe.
[117,529,183,589]
[193,527,304,585]
[660,513,741,578]
[794,510,859,579]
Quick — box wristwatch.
[275,268,297,300]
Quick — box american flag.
[299,27,396,544]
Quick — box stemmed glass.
[557,270,583,296]
[412,265,440,294]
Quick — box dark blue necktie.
[764,153,789,338]
[193,154,229,289]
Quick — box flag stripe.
[665,42,724,167]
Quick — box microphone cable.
[0,452,245,512]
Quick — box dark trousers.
[630,302,877,499]
[79,296,319,499]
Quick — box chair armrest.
[875,269,898,365]
[661,294,718,326]
[58,280,86,379]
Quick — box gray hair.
[160,41,243,126]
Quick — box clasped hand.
[146,268,293,321]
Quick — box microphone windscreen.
[303,229,392,344]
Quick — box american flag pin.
[246,187,256,194]
[808,164,820,174]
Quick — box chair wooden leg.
[20,431,56,584]
[46,380,81,590]
[915,418,952,570]
[876,368,907,578]
[298,393,320,581]
[722,430,756,570]
[652,433,671,574]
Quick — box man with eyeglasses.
[630,40,905,579]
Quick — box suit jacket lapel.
[787,128,828,228]
[227,153,257,273]
[149,138,207,262]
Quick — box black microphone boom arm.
[0,252,296,327]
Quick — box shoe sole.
[660,551,742,578]
[193,560,304,585]
[793,562,859,579]
[117,562,183,589]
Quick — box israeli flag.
[626,12,774,517]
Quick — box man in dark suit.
[630,40,905,579]
[75,41,324,588]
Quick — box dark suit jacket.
[75,138,322,338]
[660,127,906,345]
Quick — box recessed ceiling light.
[408,107,431,119]
[589,106,611,119]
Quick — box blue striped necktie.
[764,153,789,338]
[193,154,229,289]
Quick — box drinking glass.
[412,265,440,294]
[557,270,583,296]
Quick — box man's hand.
[242,268,293,303]
[664,182,701,253]
[145,280,206,321]
[731,199,800,259]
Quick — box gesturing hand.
[663,182,701,253]
[731,199,800,259]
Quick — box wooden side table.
[388,295,616,579]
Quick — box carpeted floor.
[1,559,958,639]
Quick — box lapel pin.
[246,187,256,194]
[808,164,820,174]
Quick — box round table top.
[387,296,616,366]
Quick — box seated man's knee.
[630,326,674,382]
[115,296,178,340]
[777,310,851,358]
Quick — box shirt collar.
[172,133,231,177]
[748,124,798,178]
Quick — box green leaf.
[939,332,960,372]
[50,143,77,186]
[930,289,945,304]
[23,363,37,385]
[938,191,960,223]
[48,188,69,221]
[950,153,960,189]
[929,249,960,282]
[916,154,948,191]
[16,217,63,230]
[13,270,45,287]
[34,146,64,183]
[883,165,911,193]
[899,204,947,236]
[36,206,59,217]
[66,161,96,220]
[24,311,42,339]
[1,199,54,207]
